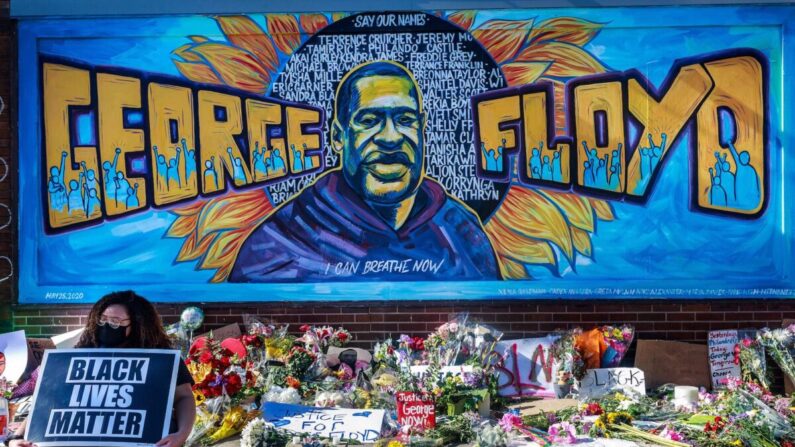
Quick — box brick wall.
[1,7,794,373]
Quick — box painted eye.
[358,115,379,128]
[397,114,417,127]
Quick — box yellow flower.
[730,441,742,446]
[614,392,627,401]
[387,441,405,447]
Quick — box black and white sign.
[25,349,180,447]
[579,368,646,399]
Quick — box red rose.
[412,337,425,351]
[337,332,349,342]
[300,325,311,333]
[199,350,213,364]
[226,373,242,396]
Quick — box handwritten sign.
[494,336,560,398]
[25,349,179,447]
[263,402,385,442]
[708,330,741,388]
[579,368,646,399]
[396,392,435,430]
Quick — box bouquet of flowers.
[424,313,469,366]
[756,324,795,384]
[186,336,255,403]
[0,377,15,399]
[600,324,634,367]
[737,336,769,388]
[240,418,291,447]
[298,324,352,353]
[551,328,586,388]
[459,323,503,366]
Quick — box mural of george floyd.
[2,1,795,358]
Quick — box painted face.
[336,75,424,204]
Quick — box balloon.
[180,306,205,331]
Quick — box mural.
[16,6,794,303]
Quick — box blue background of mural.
[16,6,795,303]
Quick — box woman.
[6,291,196,447]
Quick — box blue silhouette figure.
[495,139,506,171]
[204,156,218,190]
[81,164,99,200]
[85,188,101,216]
[481,143,495,171]
[640,146,651,180]
[648,133,667,173]
[594,157,608,188]
[126,183,140,209]
[727,141,759,210]
[48,151,68,212]
[115,172,131,207]
[530,143,543,179]
[302,143,314,170]
[271,148,286,173]
[67,179,83,215]
[290,144,304,172]
[552,150,562,182]
[103,147,122,193]
[253,142,268,178]
[581,141,600,181]
[182,139,196,182]
[153,146,168,189]
[709,168,727,206]
[583,160,595,187]
[714,151,736,205]
[166,147,182,189]
[542,155,552,180]
[608,165,619,190]
[227,147,247,184]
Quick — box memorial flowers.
[756,325,795,384]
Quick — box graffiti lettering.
[41,60,323,232]
[474,50,767,217]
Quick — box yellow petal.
[501,62,549,86]
[471,18,535,63]
[517,42,606,78]
[537,189,595,232]
[215,15,280,73]
[173,60,223,85]
[266,14,302,55]
[187,42,270,93]
[447,10,477,30]
[498,256,529,279]
[571,226,593,258]
[486,216,556,267]
[590,198,615,221]
[527,17,604,47]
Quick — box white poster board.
[579,368,646,399]
[0,330,28,383]
[263,403,385,442]
[494,336,559,399]
[708,330,741,389]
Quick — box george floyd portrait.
[229,61,501,282]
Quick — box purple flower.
[775,398,792,416]
[499,413,523,432]
[399,334,412,344]
[462,372,480,387]
[548,422,577,444]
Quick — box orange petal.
[300,13,329,35]
[215,15,280,74]
[502,62,549,86]
[189,35,210,43]
[266,14,302,55]
[167,213,199,238]
[172,199,208,217]
[471,18,535,63]
[517,42,606,78]
[196,189,273,241]
[177,232,216,263]
[571,226,593,258]
[173,60,223,85]
[589,198,615,221]
[173,43,203,62]
[527,17,604,47]
[447,10,477,30]
[187,42,270,93]
[496,185,574,262]
[498,256,529,280]
[537,189,595,232]
[331,12,349,23]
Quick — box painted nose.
[374,116,403,150]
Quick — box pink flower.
[499,413,523,432]
[548,422,577,444]
[660,426,685,442]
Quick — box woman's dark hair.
[75,290,172,349]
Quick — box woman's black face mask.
[97,324,128,347]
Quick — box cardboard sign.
[0,330,28,383]
[409,364,473,378]
[579,368,647,399]
[707,330,742,388]
[494,336,560,398]
[634,340,711,389]
[26,338,56,373]
[197,323,241,341]
[263,402,385,442]
[25,349,180,447]
[396,392,435,430]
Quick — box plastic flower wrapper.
[165,321,191,357]
[185,403,221,447]
[600,324,634,367]
[261,385,302,405]
[314,390,348,407]
[551,328,586,384]
[460,323,503,366]
[206,405,261,445]
[473,421,509,447]
[757,325,795,386]
[372,366,401,393]
[426,313,469,367]
[240,418,291,447]
[737,336,769,388]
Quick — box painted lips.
[363,152,412,181]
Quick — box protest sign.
[396,392,435,429]
[708,330,741,389]
[51,328,84,349]
[579,368,647,399]
[263,402,385,442]
[634,340,711,389]
[0,330,28,383]
[494,336,560,398]
[26,338,55,371]
[25,349,180,446]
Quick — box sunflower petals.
[186,42,270,93]
[486,217,556,267]
[518,42,606,78]
[173,60,223,85]
[537,189,595,232]
[300,13,329,35]
[502,62,549,86]
[527,17,604,47]
[215,15,280,73]
[471,18,535,63]
[590,198,616,221]
[447,10,477,30]
[571,226,593,258]
[499,256,529,279]
[266,14,302,55]
[331,12,349,23]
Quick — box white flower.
[262,386,301,404]
[241,419,271,447]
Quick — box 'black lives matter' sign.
[26,349,179,446]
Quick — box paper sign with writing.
[25,349,179,447]
[708,330,741,388]
[263,402,385,442]
[494,336,560,398]
[0,330,28,383]
[396,392,435,429]
[579,368,647,399]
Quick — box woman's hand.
[9,440,37,447]
[155,430,189,447]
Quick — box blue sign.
[25,349,180,447]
